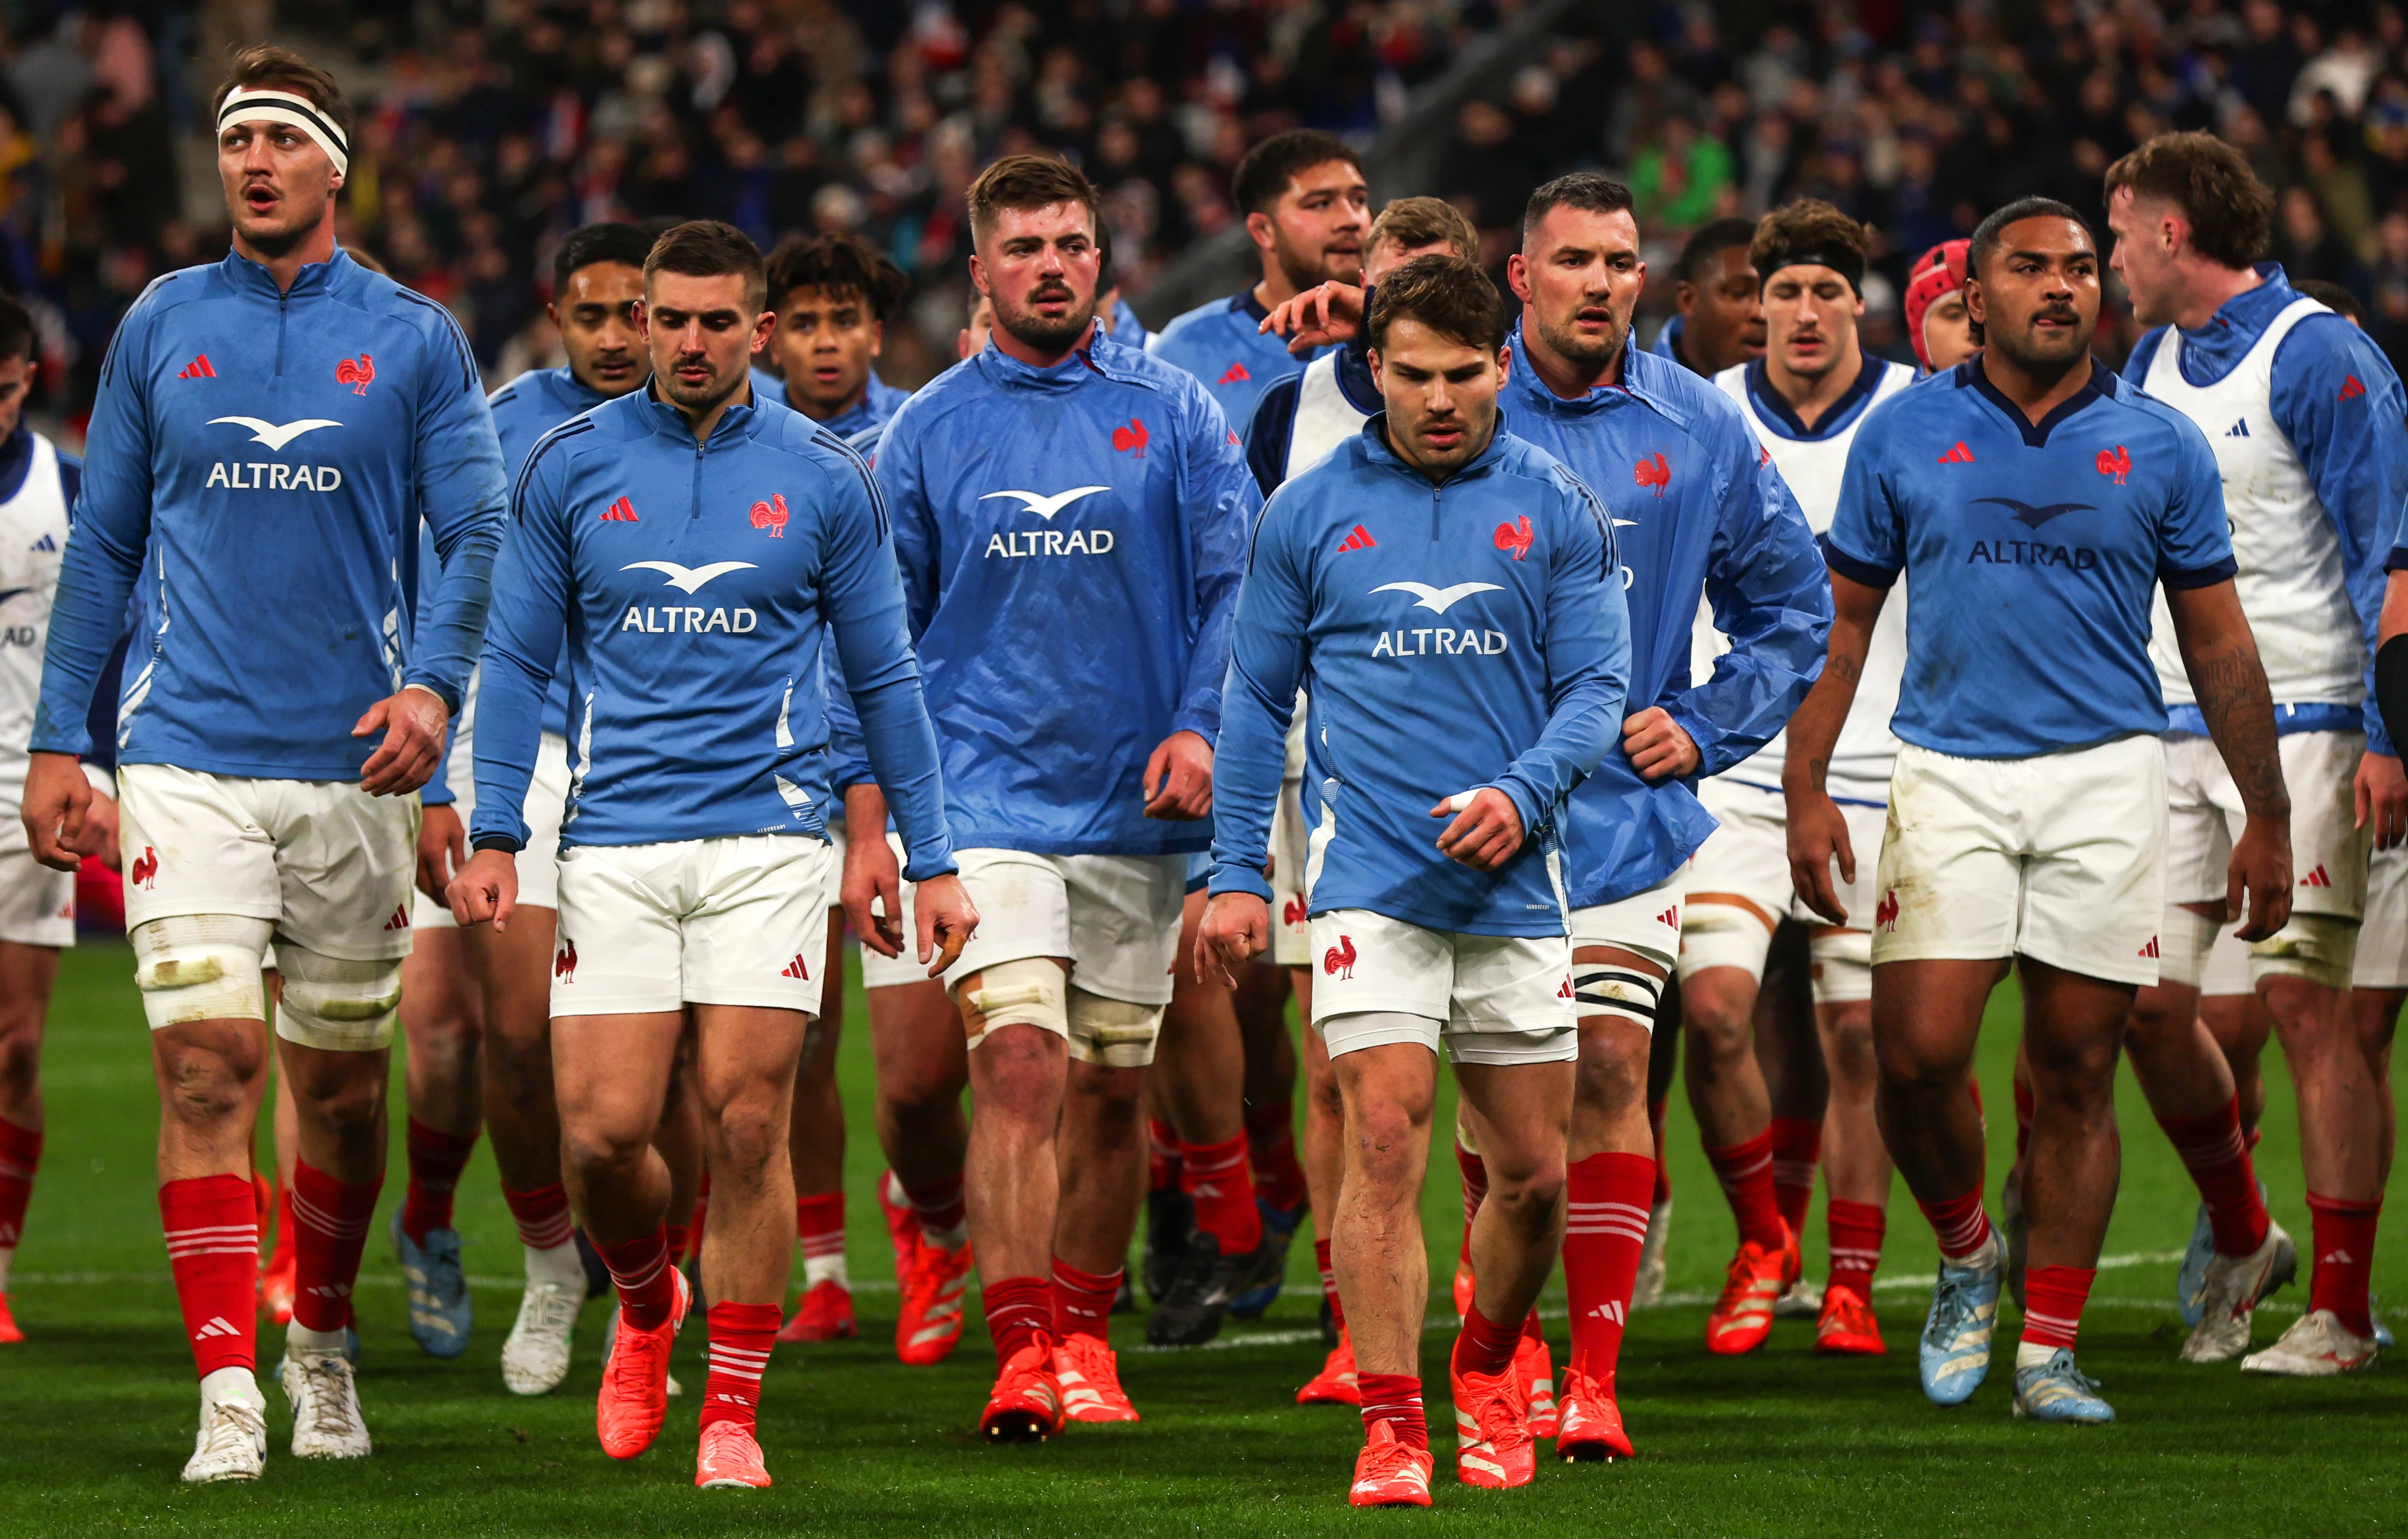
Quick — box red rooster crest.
[1634,452,1672,495]
[1323,933,1357,979]
[1874,890,1899,932]
[1283,896,1308,927]
[335,353,374,395]
[554,939,579,981]
[750,492,789,537]
[131,847,158,889]
[1111,417,1149,455]
[2096,444,2130,484]
[1494,516,1533,560]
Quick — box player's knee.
[1066,987,1164,1072]
[2251,913,2359,993]
[0,1009,40,1093]
[1680,982,1755,1060]
[272,942,402,1053]
[131,915,273,1032]
[955,957,1069,1052]
[2023,1033,2119,1101]
[560,1118,652,1180]
[1572,1022,1648,1109]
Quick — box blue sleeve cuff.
[402,670,464,717]
[2161,555,2240,591]
[1820,534,1899,591]
[1207,862,1274,902]
[1171,709,1220,746]
[900,854,958,884]
[2388,544,2408,573]
[1492,778,1545,842]
[421,785,456,807]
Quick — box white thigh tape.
[131,915,273,1029]
[272,942,402,1051]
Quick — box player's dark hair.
[1366,254,1509,353]
[1232,131,1362,218]
[1677,216,1760,285]
[1967,196,2093,282]
[1751,199,1871,291]
[966,154,1100,243]
[1367,196,1479,263]
[644,220,766,313]
[2103,131,2274,270]
[553,222,655,301]
[764,232,910,322]
[2293,276,2366,322]
[0,292,33,362]
[1521,173,1635,246]
[211,44,352,139]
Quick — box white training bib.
[0,434,71,800]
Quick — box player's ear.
[1245,209,1276,253]
[1505,252,1532,304]
[1495,344,1511,384]
[870,318,884,358]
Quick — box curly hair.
[2102,132,2273,269]
[1749,199,1872,283]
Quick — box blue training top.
[1148,288,1312,436]
[1825,358,2236,759]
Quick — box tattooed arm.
[2167,578,2294,941]
[1783,570,1886,924]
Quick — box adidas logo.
[192,1315,240,1341]
[29,532,53,553]
[2324,1248,2357,1265]
[780,954,810,979]
[2139,936,2159,958]
[1587,1300,1626,1324]
[1218,362,1250,386]
[178,354,217,380]
[383,903,410,931]
[1336,523,1377,553]
[2340,374,2367,401]
[1558,976,1576,999]
[2301,864,2333,889]
[1938,441,1975,464]
[2226,419,2250,437]
[600,495,638,523]
[1655,907,1679,928]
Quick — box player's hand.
[1622,708,1702,782]
[1143,729,1214,820]
[355,685,450,797]
[417,803,467,902]
[1259,281,1366,355]
[1195,891,1270,988]
[1786,788,1856,925]
[2228,812,2294,943]
[84,786,122,871]
[843,825,906,958]
[1431,787,1524,871]
[2356,751,2408,850]
[20,751,95,872]
[913,872,978,976]
[447,847,520,932]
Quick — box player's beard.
[1989,301,2094,380]
[658,352,746,416]
[1277,238,1360,293]
[1533,298,1627,370]
[996,279,1097,356]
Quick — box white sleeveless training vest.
[2140,297,2361,714]
[1700,358,1915,804]
[1283,351,1371,482]
[0,434,71,800]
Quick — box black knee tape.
[1573,966,1662,1023]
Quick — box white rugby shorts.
[0,812,74,947]
[117,764,420,961]
[943,848,1187,1006]
[415,730,572,927]
[1271,774,1312,967]
[2167,729,2367,921]
[854,830,936,991]
[551,834,834,1017]
[1679,779,1888,981]
[1309,908,1576,1066]
[1872,736,2167,987]
[1570,868,1684,972]
[2356,843,2408,990]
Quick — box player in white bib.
[1682,202,1914,1354]
[2106,133,2403,1375]
[0,291,114,1346]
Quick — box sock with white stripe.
[290,1161,383,1336]
[161,1174,259,1378]
[2016,1264,2095,1367]
[701,1300,781,1431]
[1562,1151,1654,1382]
[596,1227,678,1332]
[796,1191,849,1289]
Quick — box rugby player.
[1903,240,1976,374]
[1686,202,1916,1357]
[22,46,505,1479]
[1148,131,1366,426]
[2104,134,2404,1374]
[1790,197,2289,1424]
[1201,253,1630,1502]
[447,220,972,1488]
[862,155,1253,1436]
[1648,217,1766,377]
[0,290,106,1346]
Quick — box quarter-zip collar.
[637,381,759,448]
[978,318,1133,395]
[221,244,352,301]
[1503,322,1683,423]
[544,364,619,416]
[1359,409,1513,489]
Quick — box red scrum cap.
[1904,239,1970,371]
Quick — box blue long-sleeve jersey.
[1148,289,1313,433]
[470,387,955,880]
[1208,416,1630,935]
[32,248,504,774]
[877,324,1255,857]
[1504,330,1830,907]
[2129,264,2406,757]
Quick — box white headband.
[217,88,349,177]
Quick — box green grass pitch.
[5,940,2408,1535]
